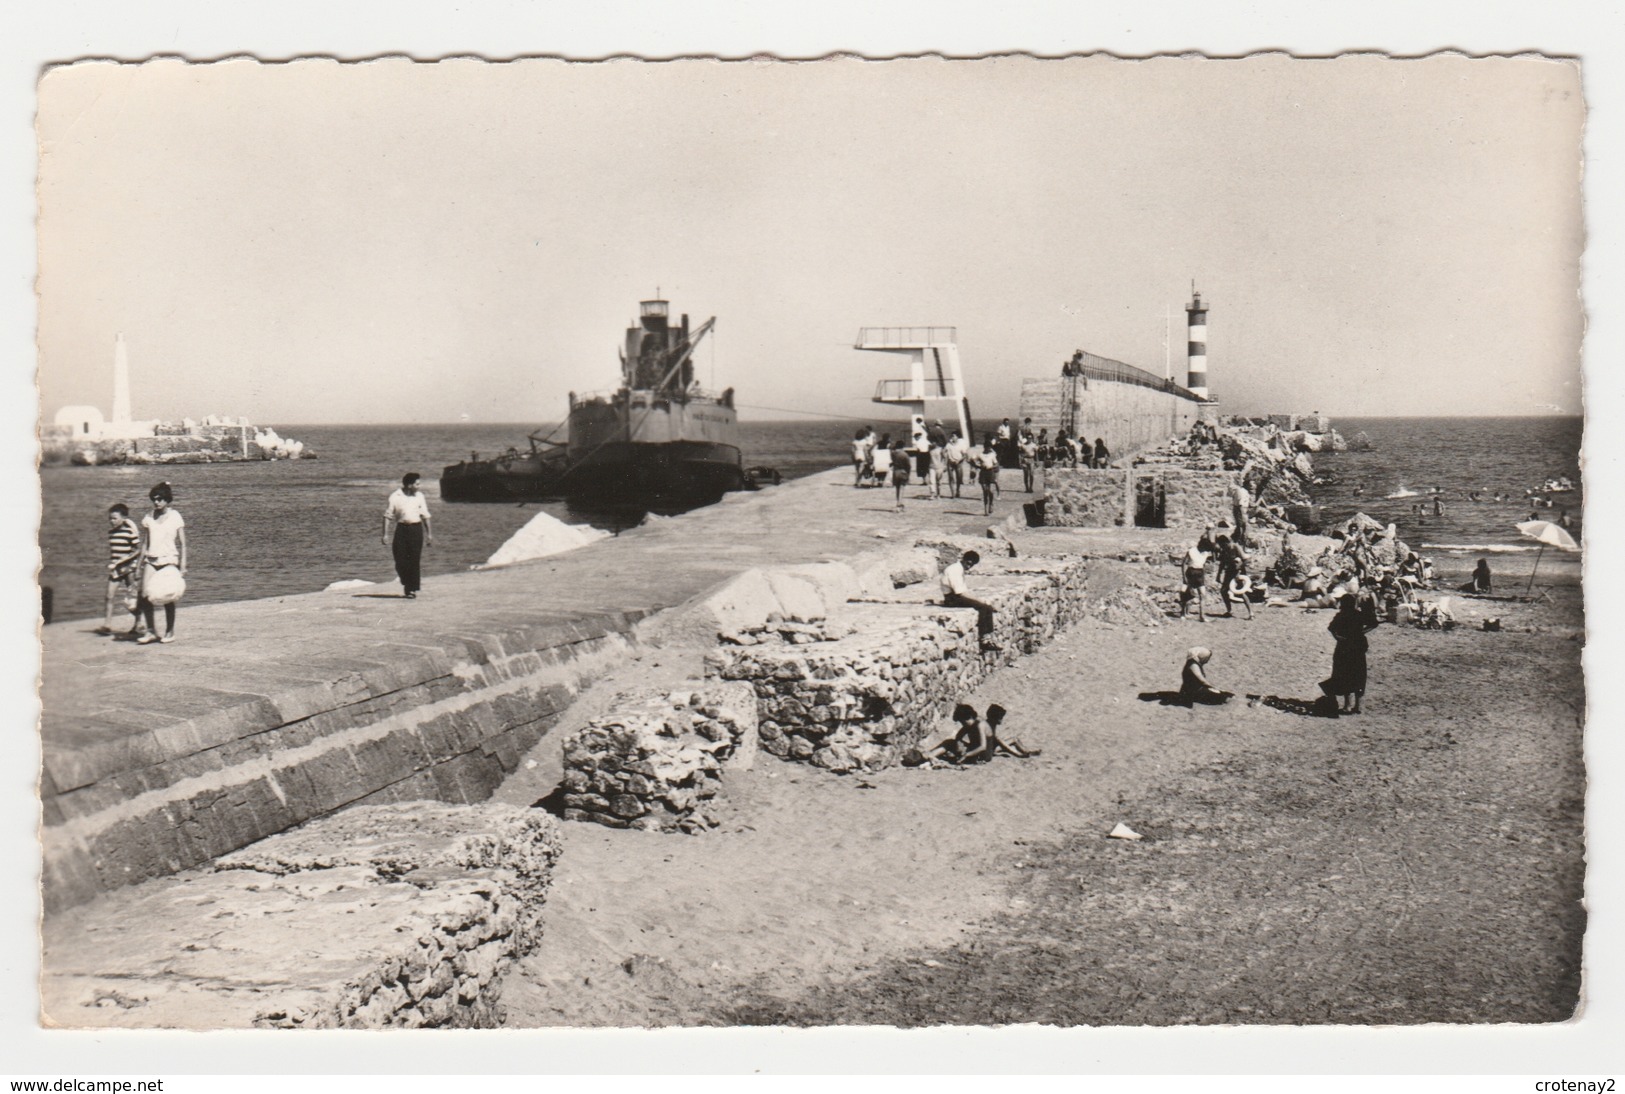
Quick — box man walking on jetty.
[942,549,1000,651]
[383,472,433,599]
[945,431,969,498]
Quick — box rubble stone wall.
[708,604,980,773]
[560,682,758,832]
[1040,469,1129,527]
[707,557,1090,774]
[1142,468,1240,530]
[41,802,561,1030]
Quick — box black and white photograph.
[9,4,1624,1081]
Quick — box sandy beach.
[488,552,1584,1027]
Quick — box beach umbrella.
[1515,519,1579,592]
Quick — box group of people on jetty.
[851,418,1109,516]
[94,472,436,642]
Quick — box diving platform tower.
[856,326,974,442]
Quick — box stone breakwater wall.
[560,682,758,832]
[39,424,312,466]
[41,802,561,1030]
[704,556,1091,774]
[1018,375,1203,456]
[43,613,644,913]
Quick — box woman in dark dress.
[1180,647,1232,705]
[1325,594,1380,714]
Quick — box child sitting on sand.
[905,704,991,767]
[984,704,1042,758]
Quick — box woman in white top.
[136,481,187,644]
[383,472,433,598]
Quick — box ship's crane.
[650,316,717,396]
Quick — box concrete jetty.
[39,468,1044,914]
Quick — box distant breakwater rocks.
[39,422,315,466]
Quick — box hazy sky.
[36,55,1584,425]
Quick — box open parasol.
[1515,519,1580,592]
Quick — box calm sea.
[1310,416,1584,550]
[38,416,1583,623]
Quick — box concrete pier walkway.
[40,466,1044,910]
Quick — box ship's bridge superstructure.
[856,326,973,442]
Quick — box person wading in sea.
[383,472,433,598]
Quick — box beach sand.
[490,554,1585,1027]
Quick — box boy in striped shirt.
[100,502,144,637]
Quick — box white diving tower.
[856,326,974,442]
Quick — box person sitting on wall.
[942,549,1001,650]
[1093,436,1109,468]
[985,704,1042,758]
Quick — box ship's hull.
[440,398,745,507]
[562,440,746,509]
[439,442,743,507]
[439,451,569,502]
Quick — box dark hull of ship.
[440,441,745,507]
[439,453,568,503]
[563,440,746,509]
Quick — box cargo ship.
[440,298,747,507]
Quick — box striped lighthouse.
[1185,284,1209,401]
